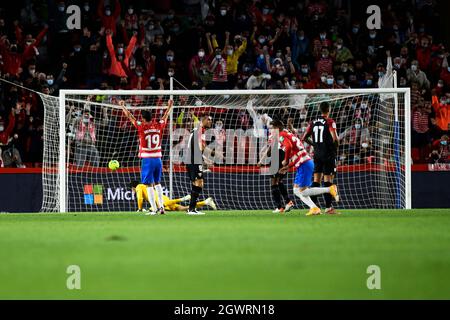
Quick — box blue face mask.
[326,79,334,85]
[367,79,373,85]
[441,140,448,146]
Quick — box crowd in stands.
[0,0,449,167]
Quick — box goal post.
[41,87,411,213]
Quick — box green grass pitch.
[1,209,450,299]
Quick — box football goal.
[39,87,411,212]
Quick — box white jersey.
[246,99,272,138]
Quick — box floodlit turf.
[0,209,450,299]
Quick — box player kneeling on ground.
[272,120,339,216]
[130,181,217,214]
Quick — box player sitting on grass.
[272,119,339,216]
[130,181,217,214]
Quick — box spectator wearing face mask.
[407,60,430,90]
[189,46,212,88]
[412,101,432,160]
[378,50,394,89]
[222,33,247,89]
[212,119,226,164]
[315,30,332,49]
[346,21,364,55]
[431,92,450,134]
[73,107,102,167]
[129,65,149,90]
[250,3,274,28]
[334,38,353,63]
[316,48,333,77]
[98,0,121,35]
[0,30,47,77]
[290,25,310,70]
[209,46,228,89]
[155,49,181,82]
[429,135,449,163]
[338,119,370,163]
[124,5,138,31]
[105,29,137,81]
[416,36,432,72]
[0,107,25,168]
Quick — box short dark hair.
[141,110,152,121]
[271,119,285,129]
[130,180,140,189]
[319,102,330,114]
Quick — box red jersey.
[135,119,167,158]
[279,130,311,168]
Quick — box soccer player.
[272,119,339,216]
[130,181,217,213]
[120,99,174,215]
[257,118,294,213]
[302,102,340,214]
[184,114,213,215]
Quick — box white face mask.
[362,142,369,148]
[220,10,227,16]
[168,71,174,77]
[0,126,4,132]
[411,65,418,71]
[355,124,361,129]
[128,9,134,14]
[198,51,205,58]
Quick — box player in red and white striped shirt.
[272,120,338,216]
[120,99,174,215]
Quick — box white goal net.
[40,88,411,212]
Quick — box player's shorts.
[186,164,204,182]
[141,158,162,184]
[294,159,314,188]
[314,156,337,176]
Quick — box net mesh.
[40,88,408,212]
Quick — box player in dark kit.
[303,102,340,214]
[184,114,214,215]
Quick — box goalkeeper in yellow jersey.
[130,181,217,214]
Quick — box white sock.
[294,187,317,209]
[154,184,164,210]
[146,186,157,211]
[301,187,330,197]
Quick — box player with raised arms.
[272,119,339,216]
[119,99,174,215]
[184,114,213,215]
[302,101,340,214]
